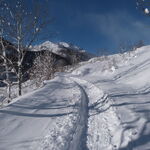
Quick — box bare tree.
[0,23,12,99]
[0,0,53,96]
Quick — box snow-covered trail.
[0,77,82,150]
[1,45,150,150]
[0,71,128,150]
[67,78,89,150]
[0,74,123,150]
[72,49,150,149]
[68,46,150,150]
[76,76,150,150]
[67,77,124,150]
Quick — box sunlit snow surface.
[1,46,150,150]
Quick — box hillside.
[0,40,93,87]
[0,45,150,150]
[32,41,93,63]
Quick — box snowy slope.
[71,46,150,150]
[0,77,81,150]
[0,46,150,150]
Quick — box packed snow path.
[0,75,123,150]
[0,77,82,150]
[67,78,89,150]
[67,77,123,150]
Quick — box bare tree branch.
[0,0,54,96]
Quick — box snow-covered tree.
[30,52,55,87]
[0,0,53,96]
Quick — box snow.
[144,8,149,14]
[58,42,81,51]
[31,41,93,60]
[58,42,71,48]
[35,28,39,32]
[1,45,150,149]
[32,41,79,55]
[0,77,81,150]
[33,41,60,52]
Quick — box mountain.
[0,45,150,149]
[0,40,94,86]
[32,41,94,63]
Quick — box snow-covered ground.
[0,46,150,150]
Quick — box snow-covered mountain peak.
[33,41,60,53]
[41,41,57,48]
[32,41,93,60]
[58,42,80,50]
[58,42,71,48]
[33,41,87,53]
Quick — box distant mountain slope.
[0,40,94,86]
[32,41,94,62]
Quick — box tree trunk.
[7,82,11,98]
[1,38,11,98]
[18,66,22,96]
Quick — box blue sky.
[5,0,150,54]
[46,0,150,54]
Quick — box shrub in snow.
[29,52,67,87]
[29,52,56,87]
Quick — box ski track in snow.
[67,78,89,150]
[67,77,126,150]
